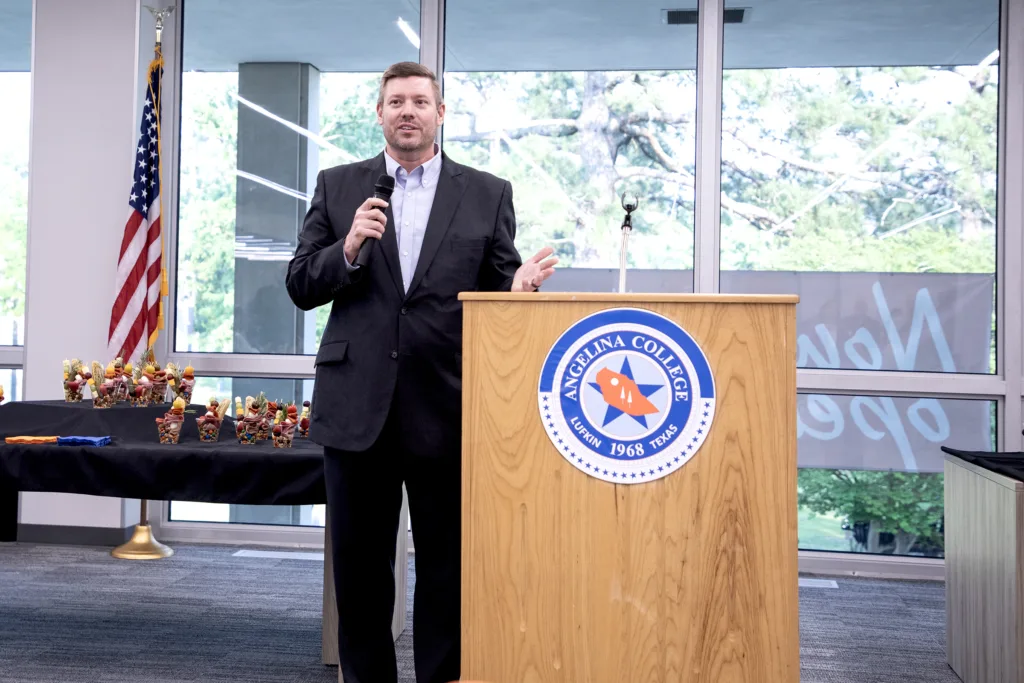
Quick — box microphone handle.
[354,231,375,268]
[353,191,391,268]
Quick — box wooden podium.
[459,293,799,683]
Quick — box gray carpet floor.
[0,542,961,683]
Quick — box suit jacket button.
[400,307,408,315]
[390,350,398,359]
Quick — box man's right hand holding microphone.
[344,196,389,267]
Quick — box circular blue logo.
[538,308,716,484]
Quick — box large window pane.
[721,0,998,374]
[175,0,419,354]
[443,1,697,293]
[0,369,22,403]
[797,394,995,557]
[166,375,321,527]
[0,0,31,348]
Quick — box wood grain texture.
[461,298,798,683]
[944,455,1024,683]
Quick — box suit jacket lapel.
[406,157,467,298]
[362,156,404,297]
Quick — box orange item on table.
[4,436,59,444]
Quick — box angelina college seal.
[537,308,716,484]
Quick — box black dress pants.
[323,408,461,683]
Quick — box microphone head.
[374,174,396,199]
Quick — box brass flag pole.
[112,4,176,561]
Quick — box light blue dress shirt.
[345,146,443,294]
[385,145,443,292]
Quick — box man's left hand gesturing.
[511,246,559,292]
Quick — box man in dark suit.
[285,62,557,683]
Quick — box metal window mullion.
[165,353,315,380]
[0,346,25,367]
[161,0,185,360]
[149,501,326,546]
[998,0,1024,451]
[798,369,1007,400]
[422,0,445,155]
[420,0,444,83]
[693,0,724,293]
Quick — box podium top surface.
[458,292,799,304]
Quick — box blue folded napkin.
[57,436,111,446]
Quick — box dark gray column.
[233,61,320,357]
[231,63,319,526]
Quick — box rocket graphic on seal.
[593,366,659,417]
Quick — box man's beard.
[389,126,433,152]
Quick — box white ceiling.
[0,0,999,72]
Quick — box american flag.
[107,49,166,362]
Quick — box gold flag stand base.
[111,501,173,560]
[112,524,173,560]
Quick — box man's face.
[377,76,445,154]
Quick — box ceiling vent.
[663,8,748,24]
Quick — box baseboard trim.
[17,523,135,547]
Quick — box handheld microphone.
[355,174,396,268]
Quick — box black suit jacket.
[285,152,522,456]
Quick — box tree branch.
[618,166,694,187]
[724,128,921,194]
[444,119,578,143]
[721,159,760,185]
[721,194,787,233]
[628,128,685,175]
[618,166,785,231]
[447,113,691,145]
[618,112,692,128]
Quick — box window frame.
[158,0,1024,576]
[0,4,31,391]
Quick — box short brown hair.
[377,62,443,109]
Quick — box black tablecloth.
[0,401,326,505]
[942,446,1024,483]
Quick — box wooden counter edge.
[458,292,800,304]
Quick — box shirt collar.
[384,143,443,188]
